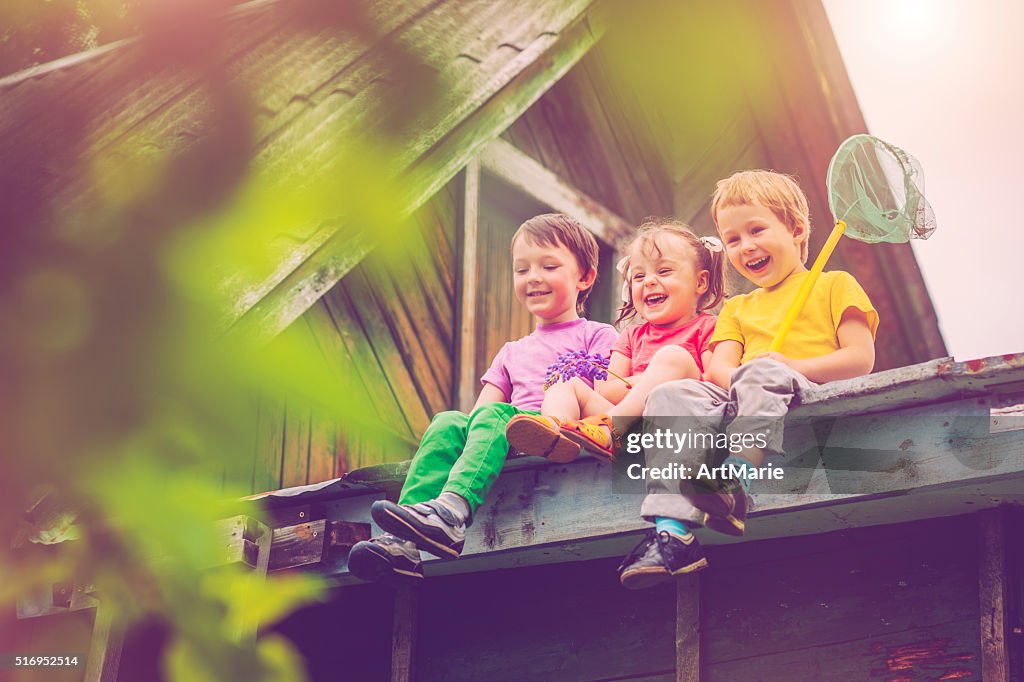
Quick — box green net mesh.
[826,134,936,244]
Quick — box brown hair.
[710,170,811,262]
[615,218,726,326]
[511,213,599,315]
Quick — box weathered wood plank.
[252,393,286,494]
[415,557,676,682]
[793,354,1024,419]
[306,416,337,485]
[228,1,607,341]
[318,288,415,439]
[703,515,980,664]
[457,160,481,412]
[83,602,123,682]
[390,585,416,682]
[268,520,328,573]
[704,617,980,681]
[480,138,633,247]
[342,265,433,434]
[280,403,311,489]
[979,508,1011,681]
[676,574,701,682]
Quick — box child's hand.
[752,351,807,374]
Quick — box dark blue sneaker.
[618,530,708,590]
[371,499,466,559]
[348,534,423,583]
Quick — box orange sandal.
[505,415,582,463]
[560,414,621,462]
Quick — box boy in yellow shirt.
[619,170,878,589]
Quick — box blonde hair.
[616,218,726,326]
[710,170,811,263]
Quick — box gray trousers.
[639,358,815,522]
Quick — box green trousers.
[398,403,535,521]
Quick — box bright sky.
[823,0,1024,361]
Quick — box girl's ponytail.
[696,236,726,313]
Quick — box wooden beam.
[227,2,609,342]
[83,602,123,682]
[676,574,701,682]
[480,138,634,247]
[457,160,481,412]
[979,508,1011,682]
[791,353,1024,420]
[391,585,417,682]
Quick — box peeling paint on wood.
[869,638,976,679]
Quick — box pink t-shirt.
[481,318,618,411]
[611,313,717,374]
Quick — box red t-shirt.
[611,313,717,374]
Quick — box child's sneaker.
[348,534,423,583]
[371,499,466,559]
[618,529,708,590]
[506,414,581,462]
[702,488,749,537]
[679,476,744,525]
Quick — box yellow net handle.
[768,220,847,353]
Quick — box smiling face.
[716,201,807,288]
[627,233,708,328]
[511,235,595,325]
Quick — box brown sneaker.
[702,489,749,537]
[679,475,736,513]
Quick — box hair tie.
[699,236,724,253]
[615,256,630,304]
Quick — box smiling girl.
[505,218,726,462]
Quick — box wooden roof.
[0,0,603,332]
[0,0,945,370]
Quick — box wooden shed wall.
[238,164,624,489]
[232,182,460,493]
[403,515,985,681]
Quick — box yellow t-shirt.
[709,270,879,365]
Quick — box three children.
[351,170,878,588]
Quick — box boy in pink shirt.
[348,214,617,583]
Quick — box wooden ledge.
[239,353,1024,581]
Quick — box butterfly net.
[826,134,937,244]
